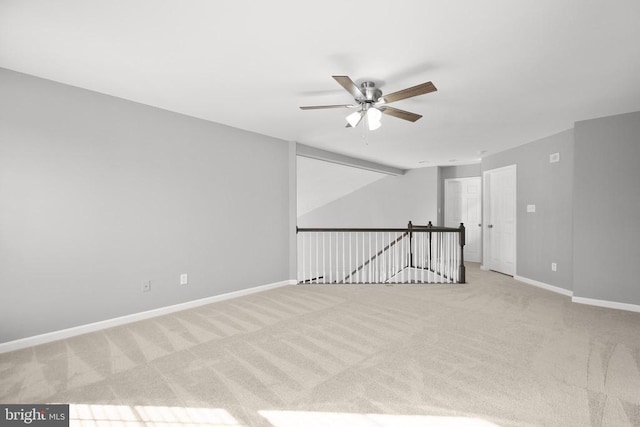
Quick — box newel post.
[427,221,433,270]
[459,223,466,283]
[408,221,413,268]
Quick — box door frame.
[481,164,517,275]
[444,177,482,263]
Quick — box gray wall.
[297,167,439,228]
[0,69,291,342]
[573,111,640,304]
[482,129,574,291]
[438,164,482,225]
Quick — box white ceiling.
[297,157,385,217]
[1,0,640,169]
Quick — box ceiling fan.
[300,76,437,131]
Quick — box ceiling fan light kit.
[300,75,437,131]
[366,106,382,130]
[346,110,364,128]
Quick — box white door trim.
[482,164,517,275]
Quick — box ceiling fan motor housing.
[358,81,382,104]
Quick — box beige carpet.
[1,264,640,426]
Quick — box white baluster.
[433,232,440,283]
[341,232,345,284]
[454,232,458,283]
[338,232,341,283]
[451,233,454,283]
[443,232,447,283]
[358,232,362,283]
[381,232,384,282]
[449,233,452,283]
[421,232,424,283]
[366,232,369,283]
[334,231,337,284]
[441,233,444,283]
[375,232,379,283]
[394,233,398,283]
[392,233,396,283]
[322,233,326,284]
[388,232,391,283]
[402,234,406,283]
[448,232,451,283]
[452,233,456,283]
[361,232,364,284]
[446,233,449,283]
[378,232,382,282]
[354,232,357,283]
[391,232,395,283]
[449,233,454,283]
[438,232,441,283]
[348,232,352,284]
[363,232,367,284]
[436,232,439,283]
[336,232,339,284]
[457,232,461,282]
[428,232,432,283]
[410,232,414,283]
[414,232,418,283]
[330,232,334,284]
[396,232,400,283]
[402,233,406,282]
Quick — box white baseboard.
[514,275,573,297]
[0,279,297,354]
[514,276,640,313]
[572,296,640,313]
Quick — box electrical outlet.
[142,280,151,292]
[550,152,560,163]
[551,263,557,272]
[180,273,188,285]
[527,204,536,213]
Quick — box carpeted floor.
[1,263,639,426]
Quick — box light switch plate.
[527,204,536,213]
[550,152,560,163]
[180,273,188,285]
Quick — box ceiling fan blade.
[380,106,422,122]
[382,81,437,104]
[300,104,354,110]
[332,76,365,99]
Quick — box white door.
[483,165,516,275]
[445,177,482,262]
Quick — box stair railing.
[296,221,465,284]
